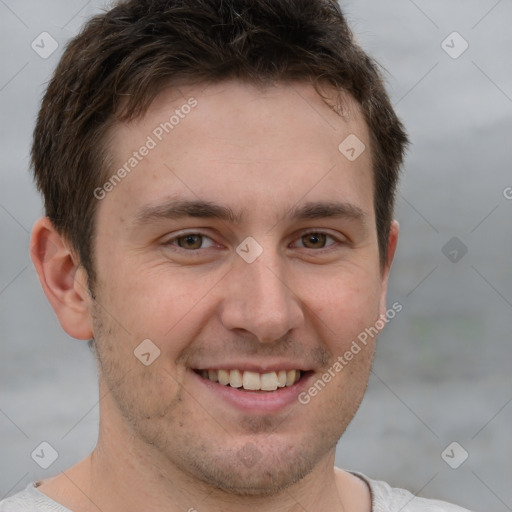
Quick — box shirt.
[0,473,473,511]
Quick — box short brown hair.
[32,0,408,287]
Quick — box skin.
[31,81,398,512]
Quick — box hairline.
[80,78,388,293]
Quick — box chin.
[183,440,327,497]
[197,463,311,496]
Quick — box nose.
[219,250,304,343]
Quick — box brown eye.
[176,234,204,249]
[165,232,217,252]
[301,232,328,249]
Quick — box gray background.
[1,1,511,510]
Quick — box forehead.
[101,81,374,225]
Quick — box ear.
[378,220,399,320]
[30,217,93,340]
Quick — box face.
[89,81,393,495]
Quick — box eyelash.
[291,230,339,250]
[163,230,342,252]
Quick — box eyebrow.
[134,199,242,225]
[133,198,367,227]
[288,201,366,222]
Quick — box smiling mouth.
[194,369,307,391]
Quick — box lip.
[189,368,314,414]
[192,361,311,373]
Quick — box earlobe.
[30,217,93,340]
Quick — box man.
[1,0,472,510]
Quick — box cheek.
[91,295,188,421]
[300,264,382,345]
[96,260,224,355]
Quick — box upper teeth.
[201,369,301,391]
